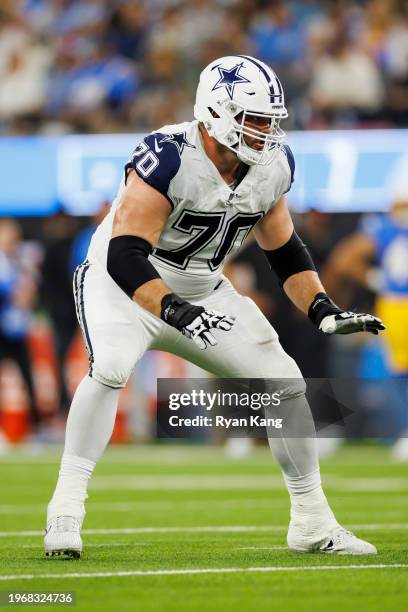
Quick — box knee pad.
[259,376,307,402]
[91,352,135,389]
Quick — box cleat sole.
[45,549,81,559]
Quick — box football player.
[44,56,384,558]
[323,181,408,460]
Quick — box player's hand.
[161,293,235,349]
[319,312,385,335]
[181,309,235,348]
[308,292,385,336]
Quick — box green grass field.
[0,444,407,611]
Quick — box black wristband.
[308,292,343,327]
[161,293,204,330]
[262,231,316,287]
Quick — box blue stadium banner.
[0,130,407,215]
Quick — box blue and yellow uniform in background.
[361,214,408,374]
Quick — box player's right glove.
[308,292,385,336]
[161,293,235,350]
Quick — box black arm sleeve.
[107,235,161,298]
[262,231,316,287]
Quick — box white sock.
[47,375,121,523]
[47,454,95,523]
[269,438,335,519]
[266,394,337,523]
[64,375,121,462]
[284,468,337,525]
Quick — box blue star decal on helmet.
[158,132,196,156]
[211,62,250,100]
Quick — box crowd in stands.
[0,0,407,135]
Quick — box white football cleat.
[44,516,82,559]
[288,521,377,555]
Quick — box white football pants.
[74,260,303,388]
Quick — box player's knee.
[279,377,307,401]
[91,353,135,389]
[261,342,306,399]
[262,375,306,402]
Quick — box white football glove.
[161,293,235,349]
[319,312,385,335]
[309,292,386,336]
[182,309,235,349]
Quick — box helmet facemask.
[232,104,287,166]
[205,100,288,166]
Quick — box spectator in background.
[248,0,310,126]
[0,14,51,129]
[46,38,139,133]
[0,41,46,122]
[163,0,226,60]
[41,209,79,416]
[323,182,408,459]
[310,29,384,125]
[52,0,109,37]
[249,1,307,68]
[107,1,150,61]
[0,218,41,433]
[70,199,110,273]
[130,45,188,130]
[382,8,408,126]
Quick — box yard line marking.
[1,564,407,581]
[1,523,407,538]
[0,499,290,515]
[1,504,406,519]
[22,543,147,549]
[91,476,285,490]
[236,546,287,550]
[90,475,408,492]
[2,495,407,515]
[0,526,286,537]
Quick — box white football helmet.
[194,55,288,166]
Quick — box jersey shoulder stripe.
[124,129,196,207]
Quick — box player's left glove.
[308,292,385,336]
[161,293,235,349]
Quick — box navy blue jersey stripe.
[78,262,94,377]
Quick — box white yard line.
[21,542,146,549]
[89,474,408,492]
[235,546,288,550]
[1,526,285,537]
[1,523,407,538]
[90,475,285,490]
[1,564,407,581]
[1,495,407,516]
[0,499,290,515]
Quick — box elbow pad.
[107,235,160,297]
[262,231,316,287]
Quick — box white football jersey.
[87,120,294,299]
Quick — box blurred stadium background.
[0,0,408,457]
